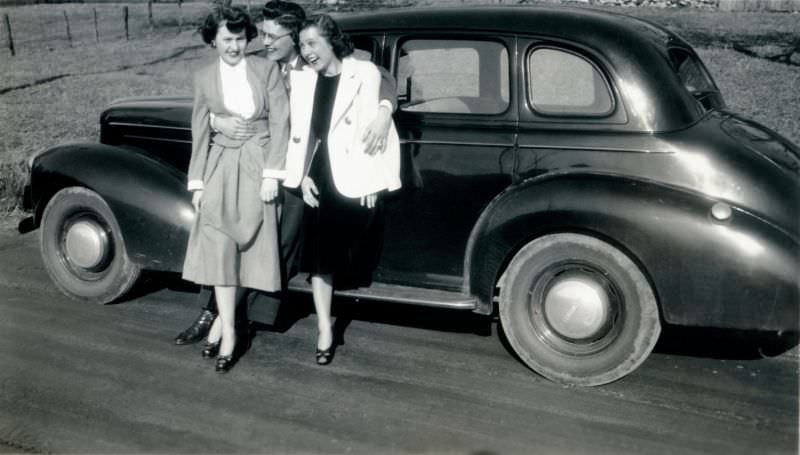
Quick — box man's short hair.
[261,1,306,21]
[261,1,306,43]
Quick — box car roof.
[337,6,688,50]
[336,6,702,132]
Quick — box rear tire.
[499,233,660,386]
[40,187,140,304]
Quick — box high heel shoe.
[215,355,236,373]
[315,343,336,366]
[201,341,220,359]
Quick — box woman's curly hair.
[198,5,258,45]
[301,14,354,59]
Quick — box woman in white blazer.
[284,14,401,365]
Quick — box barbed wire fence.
[0,1,417,57]
[4,0,794,57]
[0,2,201,56]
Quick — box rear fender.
[30,143,193,271]
[464,173,799,332]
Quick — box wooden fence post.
[63,10,72,47]
[3,14,14,56]
[93,8,99,43]
[123,6,129,41]
[177,0,183,35]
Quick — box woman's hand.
[191,190,203,212]
[360,193,377,209]
[213,115,255,140]
[260,178,279,203]
[301,177,319,208]
[362,105,392,156]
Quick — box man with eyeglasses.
[174,0,398,346]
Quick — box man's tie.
[281,63,291,94]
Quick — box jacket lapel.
[207,58,225,114]
[330,57,360,130]
[244,58,266,116]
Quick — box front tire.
[40,187,140,304]
[499,233,660,386]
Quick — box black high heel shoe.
[201,341,220,359]
[215,354,236,373]
[315,342,336,366]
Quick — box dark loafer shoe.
[174,309,217,345]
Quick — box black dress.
[300,73,383,289]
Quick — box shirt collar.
[219,57,247,74]
[284,55,301,71]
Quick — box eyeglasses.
[263,32,292,42]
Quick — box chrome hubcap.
[64,220,109,270]
[543,274,610,340]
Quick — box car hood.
[101,96,193,130]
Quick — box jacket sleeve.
[377,65,397,113]
[187,70,210,191]
[262,61,290,180]
[357,62,382,154]
[364,62,402,193]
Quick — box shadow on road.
[98,270,800,364]
[655,324,799,360]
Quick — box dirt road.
[0,220,797,454]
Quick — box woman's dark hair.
[198,6,259,45]
[301,14,354,59]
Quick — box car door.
[375,34,518,290]
[515,39,630,182]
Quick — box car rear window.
[668,48,720,112]
[527,47,614,117]
[668,48,716,95]
[396,38,509,115]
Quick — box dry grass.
[0,2,798,214]
[698,46,800,144]
[0,29,210,209]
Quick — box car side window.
[528,47,613,117]
[397,39,509,115]
[351,35,378,62]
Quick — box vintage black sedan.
[24,6,799,386]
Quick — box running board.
[287,275,477,310]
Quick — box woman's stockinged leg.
[311,274,334,351]
[214,285,238,357]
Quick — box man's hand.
[213,115,257,140]
[362,105,392,156]
[191,190,203,212]
[301,177,319,208]
[260,178,279,203]
[359,193,377,209]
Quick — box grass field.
[0,2,799,213]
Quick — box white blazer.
[283,57,401,198]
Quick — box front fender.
[465,173,799,332]
[30,143,193,271]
